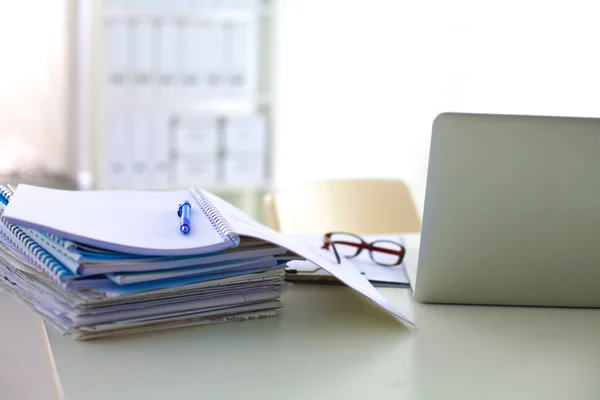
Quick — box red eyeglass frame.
[321,231,406,266]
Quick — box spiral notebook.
[1,184,416,327]
[3,185,240,256]
[0,185,286,293]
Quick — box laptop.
[408,112,600,307]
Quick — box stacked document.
[0,185,298,340]
[0,185,415,340]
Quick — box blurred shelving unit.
[74,0,275,221]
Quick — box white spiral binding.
[189,187,240,247]
[0,217,71,287]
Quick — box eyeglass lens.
[326,232,364,258]
[369,240,404,266]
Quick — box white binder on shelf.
[223,114,266,153]
[174,116,220,156]
[106,18,129,79]
[221,22,235,98]
[175,154,219,187]
[149,111,172,188]
[131,17,155,101]
[193,22,212,100]
[172,115,220,187]
[222,113,267,186]
[222,151,265,186]
[204,22,225,98]
[106,108,132,189]
[230,22,250,98]
[106,82,132,109]
[182,22,202,100]
[131,110,151,188]
[106,18,132,106]
[230,14,259,100]
[157,18,181,100]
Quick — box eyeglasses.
[321,232,406,266]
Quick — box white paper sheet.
[204,191,416,327]
[285,233,410,286]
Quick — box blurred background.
[1,0,599,222]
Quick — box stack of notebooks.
[0,184,304,340]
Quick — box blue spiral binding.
[0,185,13,204]
[0,186,75,286]
[0,215,74,288]
[189,187,240,247]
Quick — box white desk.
[4,234,600,400]
[0,293,58,400]
[45,284,600,400]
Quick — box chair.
[263,178,421,234]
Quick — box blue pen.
[178,201,192,234]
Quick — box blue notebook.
[0,202,103,291]
[0,185,286,283]
[3,185,240,256]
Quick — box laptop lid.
[414,112,600,307]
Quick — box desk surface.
[46,284,600,400]
[0,293,57,400]
[4,234,600,400]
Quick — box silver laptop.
[410,112,600,307]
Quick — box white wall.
[273,0,600,215]
[0,1,71,175]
